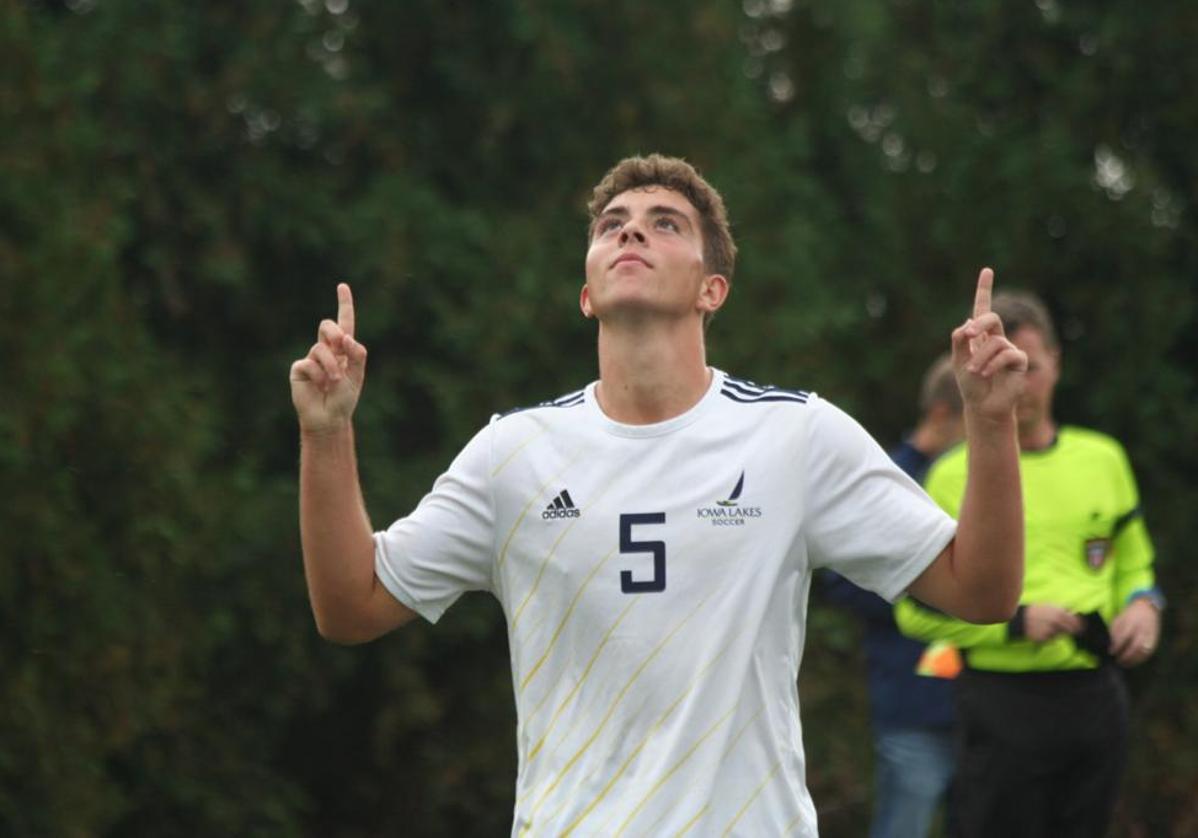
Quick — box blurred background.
[3,0,1195,834]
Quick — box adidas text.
[544,489,580,520]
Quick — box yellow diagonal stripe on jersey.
[510,470,625,634]
[635,796,684,838]
[718,702,767,762]
[492,427,547,477]
[528,592,713,818]
[568,630,745,835]
[633,702,768,835]
[523,532,717,779]
[497,446,586,571]
[518,548,617,694]
[509,522,577,632]
[670,803,710,838]
[720,758,783,836]
[517,597,641,802]
[601,704,738,837]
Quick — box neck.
[593,318,711,424]
[1018,417,1057,451]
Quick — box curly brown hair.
[587,154,737,285]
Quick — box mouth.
[611,253,651,269]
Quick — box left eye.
[655,218,678,231]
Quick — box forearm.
[1112,518,1156,604]
[299,424,379,639]
[895,597,1007,648]
[950,410,1023,620]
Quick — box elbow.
[312,610,377,646]
[957,587,1020,625]
[994,593,1020,623]
[962,603,1017,625]
[307,575,417,644]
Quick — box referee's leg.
[1047,666,1130,838]
[953,670,1057,838]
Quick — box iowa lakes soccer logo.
[696,471,763,527]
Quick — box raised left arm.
[908,268,1027,623]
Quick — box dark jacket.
[822,439,955,731]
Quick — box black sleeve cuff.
[1007,605,1027,640]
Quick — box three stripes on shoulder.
[720,376,809,405]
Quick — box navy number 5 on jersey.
[619,513,666,593]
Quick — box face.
[580,186,727,324]
[1009,325,1060,432]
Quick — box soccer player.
[289,154,1027,835]
[895,291,1161,838]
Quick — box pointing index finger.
[973,268,994,319]
[337,282,355,339]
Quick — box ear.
[697,274,730,316]
[1046,347,1062,384]
[579,284,594,318]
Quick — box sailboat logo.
[696,471,761,526]
[717,471,745,507]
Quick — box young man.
[290,155,1027,835]
[895,291,1161,838]
[824,354,964,838]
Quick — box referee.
[896,291,1161,838]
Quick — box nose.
[619,220,646,245]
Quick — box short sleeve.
[803,399,957,602]
[374,424,497,623]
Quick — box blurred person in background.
[896,290,1162,838]
[824,353,964,838]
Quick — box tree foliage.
[2,0,1194,834]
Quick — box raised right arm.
[290,284,416,643]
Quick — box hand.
[951,268,1028,422]
[290,283,368,434]
[1109,598,1161,667]
[1023,603,1083,643]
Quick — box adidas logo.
[542,489,581,520]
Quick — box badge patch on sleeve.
[1084,538,1112,569]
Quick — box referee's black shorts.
[953,665,1129,838]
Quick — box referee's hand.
[290,283,368,435]
[1022,603,1083,643]
[1110,598,1161,667]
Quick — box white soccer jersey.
[375,369,956,837]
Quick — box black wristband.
[1007,605,1027,640]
